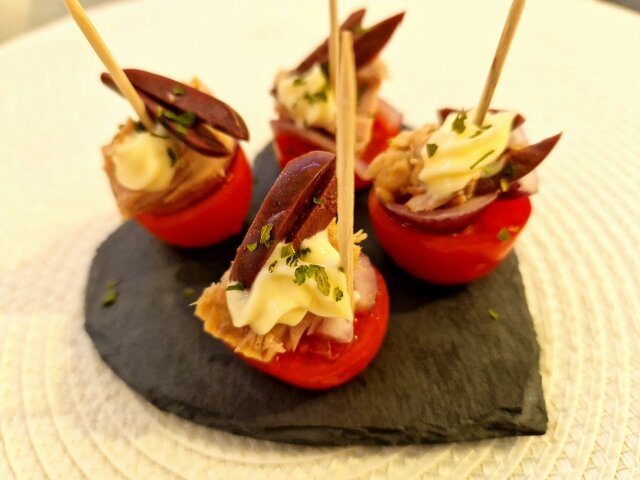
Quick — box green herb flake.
[487,308,500,320]
[134,121,146,132]
[426,143,438,158]
[293,77,306,86]
[163,110,196,128]
[268,260,278,273]
[503,162,515,178]
[150,132,169,139]
[172,86,185,96]
[280,243,295,258]
[259,223,273,247]
[314,267,330,296]
[499,178,510,192]
[451,109,467,134]
[313,196,324,206]
[175,124,187,135]
[497,228,510,242]
[469,130,483,139]
[304,90,328,104]
[101,280,119,307]
[183,287,196,298]
[226,282,245,291]
[334,286,344,302]
[294,265,310,285]
[469,149,495,170]
[300,247,311,256]
[286,252,300,267]
[167,147,178,166]
[246,242,258,252]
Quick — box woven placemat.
[1,0,639,477]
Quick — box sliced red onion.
[383,192,499,233]
[316,317,354,344]
[270,120,337,152]
[354,254,377,312]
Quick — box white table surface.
[0,0,639,478]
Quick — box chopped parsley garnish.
[175,124,187,135]
[313,196,324,206]
[167,147,178,166]
[101,280,119,307]
[500,178,510,192]
[162,110,196,128]
[268,260,278,273]
[286,252,300,267]
[470,124,492,138]
[314,268,330,296]
[172,86,185,96]
[259,224,273,247]
[451,110,467,134]
[426,143,438,158]
[293,265,330,296]
[226,282,245,291]
[304,90,328,104]
[183,287,196,298]
[334,286,344,302]
[503,162,515,178]
[246,242,258,252]
[293,77,306,86]
[134,121,146,132]
[487,309,499,320]
[497,228,510,241]
[280,243,295,258]
[469,150,495,170]
[300,247,311,256]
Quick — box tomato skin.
[136,147,252,248]
[273,108,401,190]
[368,190,532,285]
[243,267,389,390]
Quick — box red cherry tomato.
[368,190,532,285]
[136,147,252,248]
[243,267,389,390]
[273,108,401,190]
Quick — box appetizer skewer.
[270,7,404,190]
[196,33,389,390]
[65,0,252,247]
[366,0,561,284]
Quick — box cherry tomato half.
[273,108,401,190]
[368,190,532,285]
[243,267,389,390]
[136,147,252,248]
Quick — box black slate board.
[84,144,547,446]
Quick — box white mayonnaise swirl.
[226,228,353,336]
[113,129,177,191]
[418,109,517,201]
[275,63,336,132]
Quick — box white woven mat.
[1,0,639,478]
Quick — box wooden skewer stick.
[328,0,339,92]
[336,31,356,303]
[473,0,526,126]
[63,0,154,131]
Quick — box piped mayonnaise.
[418,109,517,201]
[113,129,177,191]
[275,63,336,132]
[226,228,353,336]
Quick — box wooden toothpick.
[473,0,526,126]
[336,31,356,303]
[64,0,154,131]
[328,0,339,92]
